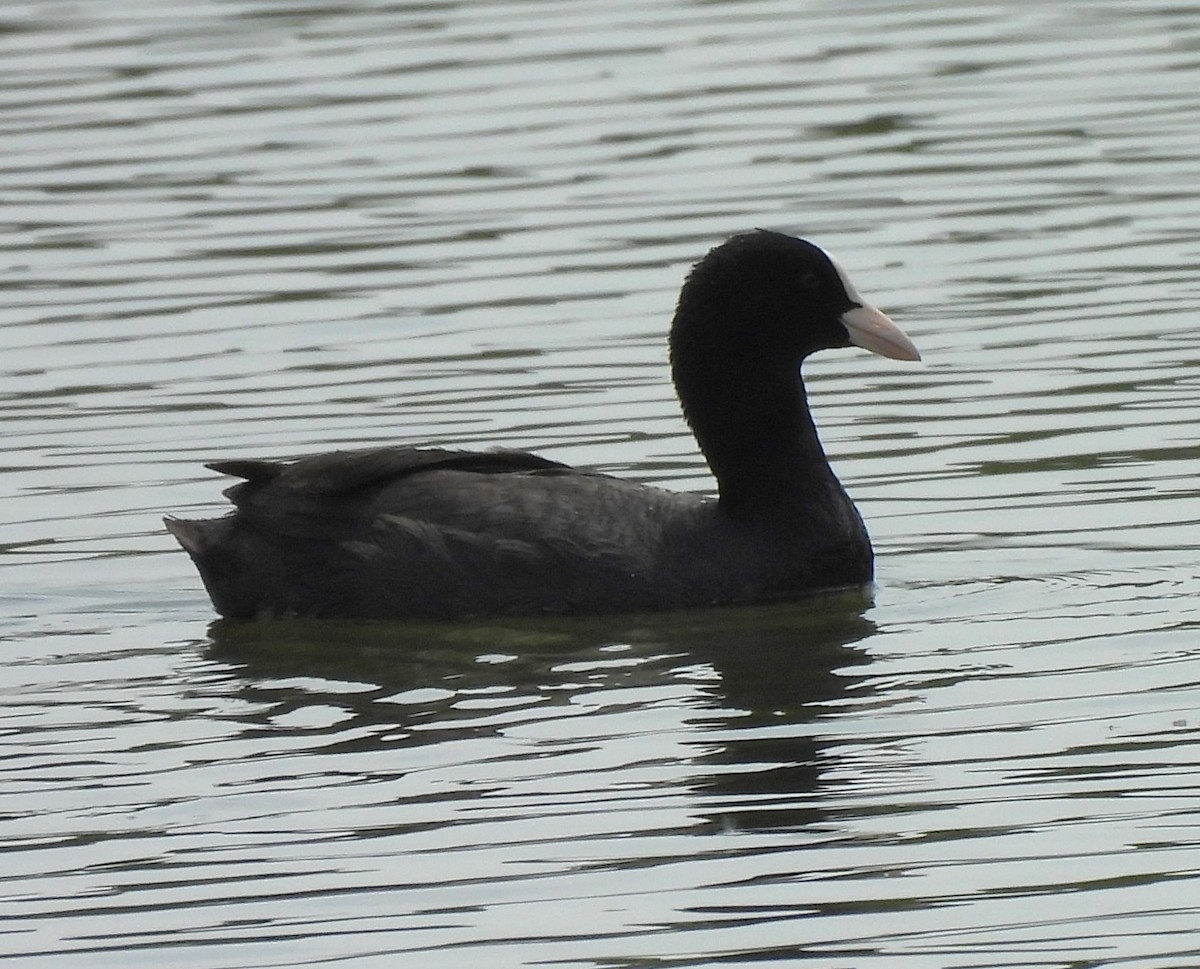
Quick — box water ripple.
[4,1,1200,966]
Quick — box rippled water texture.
[4,1,1200,966]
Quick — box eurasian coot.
[166,230,919,620]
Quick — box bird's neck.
[675,357,841,519]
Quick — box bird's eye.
[799,272,821,290]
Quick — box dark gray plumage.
[166,231,919,620]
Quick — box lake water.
[4,0,1200,965]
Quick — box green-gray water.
[4,2,1200,965]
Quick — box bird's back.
[167,447,728,620]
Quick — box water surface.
[4,1,1200,966]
